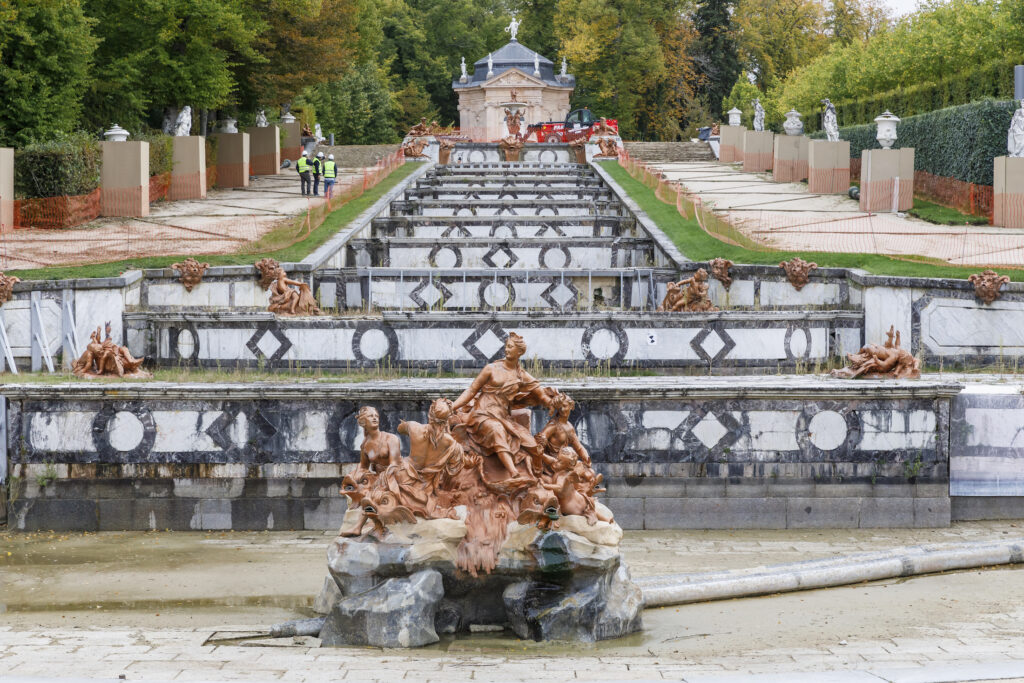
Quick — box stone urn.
[220,117,238,134]
[783,109,803,136]
[727,108,742,127]
[103,124,130,142]
[280,112,297,124]
[875,111,900,149]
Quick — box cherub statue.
[401,137,429,158]
[72,322,149,378]
[408,117,429,137]
[830,325,921,380]
[541,448,612,524]
[255,110,268,128]
[267,268,322,316]
[659,269,717,312]
[595,137,619,157]
[171,257,210,292]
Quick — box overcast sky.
[882,0,919,16]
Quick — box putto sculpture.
[407,117,431,137]
[659,268,717,312]
[709,257,733,289]
[254,257,281,290]
[591,117,616,137]
[780,256,818,290]
[831,325,920,380]
[969,269,1011,305]
[594,137,619,158]
[171,258,210,292]
[1009,99,1024,158]
[268,268,323,316]
[255,110,268,128]
[72,322,150,378]
[401,137,430,158]
[822,98,840,142]
[752,98,765,132]
[0,272,20,306]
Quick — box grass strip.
[600,161,1024,282]
[9,163,419,281]
[909,198,990,226]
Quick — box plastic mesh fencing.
[13,190,102,230]
[617,149,1024,268]
[149,172,171,203]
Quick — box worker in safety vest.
[312,151,325,196]
[297,150,312,196]
[323,154,338,199]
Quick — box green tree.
[829,0,890,45]
[305,63,401,144]
[691,0,741,118]
[733,0,828,89]
[0,0,97,145]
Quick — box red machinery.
[525,108,618,143]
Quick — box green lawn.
[600,161,1024,282]
[10,163,420,281]
[909,197,990,225]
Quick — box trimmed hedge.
[812,99,1016,186]
[13,132,101,199]
[830,57,1020,129]
[137,132,174,177]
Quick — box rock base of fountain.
[315,509,642,647]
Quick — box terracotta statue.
[438,139,456,165]
[337,333,612,576]
[710,257,733,289]
[504,108,524,138]
[591,118,615,137]
[659,268,717,312]
[301,123,313,137]
[407,118,430,137]
[594,137,619,158]
[72,322,150,378]
[254,258,281,290]
[711,122,721,136]
[499,136,524,162]
[831,325,920,380]
[569,138,587,164]
[268,268,323,316]
[969,269,1010,305]
[171,257,210,292]
[780,257,817,291]
[0,272,21,306]
[402,137,430,158]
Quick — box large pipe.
[638,539,1024,608]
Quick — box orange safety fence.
[149,172,171,203]
[169,171,207,201]
[13,189,101,230]
[616,147,1024,268]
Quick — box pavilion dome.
[454,39,573,89]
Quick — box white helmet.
[327,154,334,160]
[317,151,325,158]
[301,150,308,156]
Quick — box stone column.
[247,125,281,175]
[214,133,250,189]
[101,141,149,217]
[773,136,808,183]
[807,140,850,194]
[719,125,746,163]
[0,148,12,231]
[168,136,206,201]
[281,122,302,161]
[993,156,1024,228]
[860,148,914,213]
[742,131,774,173]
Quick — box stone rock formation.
[316,332,642,646]
[831,325,920,380]
[710,257,733,289]
[780,257,817,291]
[171,258,210,292]
[0,272,20,306]
[969,269,1010,305]
[72,322,150,378]
[659,268,717,312]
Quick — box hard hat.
[317,151,325,158]
[301,150,308,156]
[328,154,334,160]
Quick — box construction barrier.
[149,172,171,203]
[14,190,102,230]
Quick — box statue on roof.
[504,16,521,41]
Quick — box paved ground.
[0,170,362,270]
[4,523,1024,681]
[653,161,1024,268]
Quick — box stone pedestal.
[0,147,12,231]
[807,140,850,194]
[994,156,1024,228]
[214,133,250,189]
[773,135,808,182]
[247,125,281,176]
[101,141,149,217]
[281,122,302,161]
[719,125,746,163]
[742,131,774,173]
[168,136,206,201]
[860,148,914,213]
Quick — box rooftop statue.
[504,16,521,41]
[822,98,840,142]
[1009,99,1024,158]
[459,56,468,82]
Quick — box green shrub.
[137,132,174,177]
[14,132,101,199]
[812,99,1016,186]
[205,135,218,168]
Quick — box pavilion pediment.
[481,68,548,89]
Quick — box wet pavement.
[4,524,1024,680]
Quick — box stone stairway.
[622,141,715,163]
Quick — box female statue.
[1009,99,1024,158]
[355,406,401,475]
[451,332,551,480]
